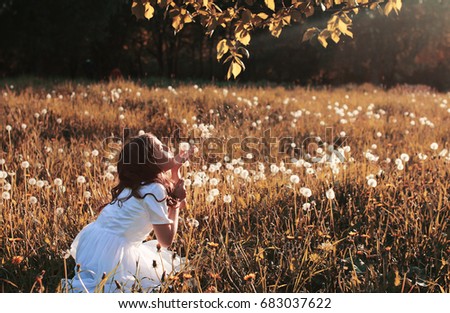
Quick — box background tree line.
[0,0,448,89]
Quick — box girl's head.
[110,133,175,204]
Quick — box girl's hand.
[177,199,186,210]
[171,144,196,182]
[171,179,186,201]
[174,144,196,168]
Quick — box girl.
[65,133,194,293]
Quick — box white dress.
[65,183,181,293]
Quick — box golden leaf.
[227,61,242,80]
[338,19,353,38]
[394,270,401,286]
[302,27,319,42]
[216,39,229,60]
[236,29,251,46]
[265,0,275,11]
[331,31,340,43]
[318,32,329,48]
[144,2,155,20]
[384,1,394,16]
[172,15,182,31]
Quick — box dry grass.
[1,80,449,293]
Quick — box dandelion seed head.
[77,176,86,184]
[418,153,428,161]
[187,218,199,228]
[3,183,11,191]
[400,153,410,162]
[179,142,190,152]
[2,191,11,200]
[209,188,220,197]
[300,187,312,198]
[326,188,335,200]
[290,174,300,184]
[105,173,115,181]
[223,195,232,203]
[367,178,377,188]
[240,169,249,179]
[430,142,438,150]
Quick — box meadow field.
[1,80,449,293]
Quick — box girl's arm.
[152,200,185,248]
[171,144,196,184]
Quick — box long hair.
[109,133,176,207]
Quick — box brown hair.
[109,133,177,207]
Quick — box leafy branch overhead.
[131,0,403,79]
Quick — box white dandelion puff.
[400,153,410,162]
[179,142,190,152]
[187,218,199,228]
[438,149,448,157]
[430,142,438,150]
[2,191,11,200]
[105,173,115,181]
[418,153,428,161]
[290,175,300,184]
[223,195,232,203]
[300,187,312,198]
[240,170,249,180]
[367,178,377,188]
[77,176,86,184]
[29,196,38,205]
[326,188,335,200]
[209,188,220,197]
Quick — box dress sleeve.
[141,183,173,225]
